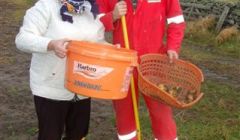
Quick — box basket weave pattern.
[138,54,204,109]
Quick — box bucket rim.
[67,41,138,66]
[69,41,137,54]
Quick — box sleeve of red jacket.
[96,0,115,31]
[166,0,186,53]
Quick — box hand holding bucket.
[47,38,70,58]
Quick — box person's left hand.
[47,38,70,58]
[167,50,179,63]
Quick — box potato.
[187,94,194,102]
[157,84,168,92]
[156,84,198,104]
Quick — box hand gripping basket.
[138,54,204,109]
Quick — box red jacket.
[97,0,185,56]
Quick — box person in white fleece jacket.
[15,0,104,139]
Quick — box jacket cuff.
[38,37,51,53]
[99,12,114,31]
[167,47,180,53]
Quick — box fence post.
[215,6,230,32]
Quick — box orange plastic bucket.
[65,41,138,100]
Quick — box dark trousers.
[34,96,90,140]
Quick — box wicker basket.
[138,53,204,109]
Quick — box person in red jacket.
[97,0,185,139]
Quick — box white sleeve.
[15,0,52,53]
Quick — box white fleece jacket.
[15,0,105,100]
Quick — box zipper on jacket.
[132,0,137,14]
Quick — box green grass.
[8,0,34,6]
[184,35,240,59]
[216,0,239,4]
[7,0,35,22]
[138,81,240,139]
[184,22,240,58]
[177,80,240,139]
[26,127,38,136]
[139,102,153,140]
[216,37,240,58]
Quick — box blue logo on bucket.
[74,80,102,91]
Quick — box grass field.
[217,0,239,3]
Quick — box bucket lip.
[69,41,137,55]
[67,41,138,66]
